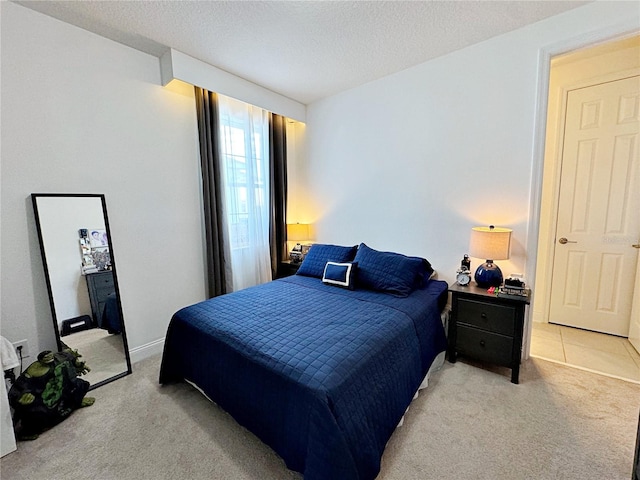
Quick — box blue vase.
[474,261,503,287]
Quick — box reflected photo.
[89,229,108,248]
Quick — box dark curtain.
[269,114,288,279]
[194,87,227,298]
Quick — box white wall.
[1,3,206,362]
[302,1,639,287]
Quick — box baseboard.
[129,337,165,364]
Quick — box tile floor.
[530,321,640,383]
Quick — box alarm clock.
[456,268,471,286]
[456,254,472,286]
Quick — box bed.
[159,243,448,480]
[100,293,122,334]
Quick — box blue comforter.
[160,275,448,480]
[100,293,122,334]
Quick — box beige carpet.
[62,328,128,386]
[1,354,638,480]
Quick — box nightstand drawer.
[458,299,516,336]
[94,273,114,286]
[95,285,114,300]
[456,325,513,366]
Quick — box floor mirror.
[31,193,132,389]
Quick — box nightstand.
[448,283,530,384]
[277,260,301,278]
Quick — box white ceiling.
[16,1,591,104]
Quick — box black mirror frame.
[31,193,132,389]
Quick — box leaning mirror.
[31,193,132,389]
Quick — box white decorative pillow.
[322,262,357,290]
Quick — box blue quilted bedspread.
[160,275,448,480]
[100,293,122,334]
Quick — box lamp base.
[474,261,503,288]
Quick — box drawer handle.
[480,313,487,320]
[479,340,486,347]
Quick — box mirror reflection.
[32,194,131,389]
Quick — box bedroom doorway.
[532,35,640,382]
[548,74,639,336]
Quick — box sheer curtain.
[218,95,272,291]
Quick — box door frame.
[523,21,639,358]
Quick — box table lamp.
[286,223,310,244]
[287,223,311,263]
[469,225,512,287]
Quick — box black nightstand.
[277,260,301,278]
[448,283,530,384]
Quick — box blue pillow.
[322,262,358,289]
[296,244,358,278]
[409,256,434,288]
[354,243,431,297]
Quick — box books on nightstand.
[496,286,528,300]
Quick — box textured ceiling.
[16,1,591,104]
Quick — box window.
[218,95,271,290]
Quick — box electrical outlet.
[12,339,30,359]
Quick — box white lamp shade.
[287,223,310,242]
[469,226,512,261]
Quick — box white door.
[549,75,640,336]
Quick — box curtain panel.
[194,87,229,298]
[269,114,288,279]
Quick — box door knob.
[558,237,577,244]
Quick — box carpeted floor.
[62,328,128,386]
[1,354,638,480]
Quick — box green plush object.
[9,348,94,440]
